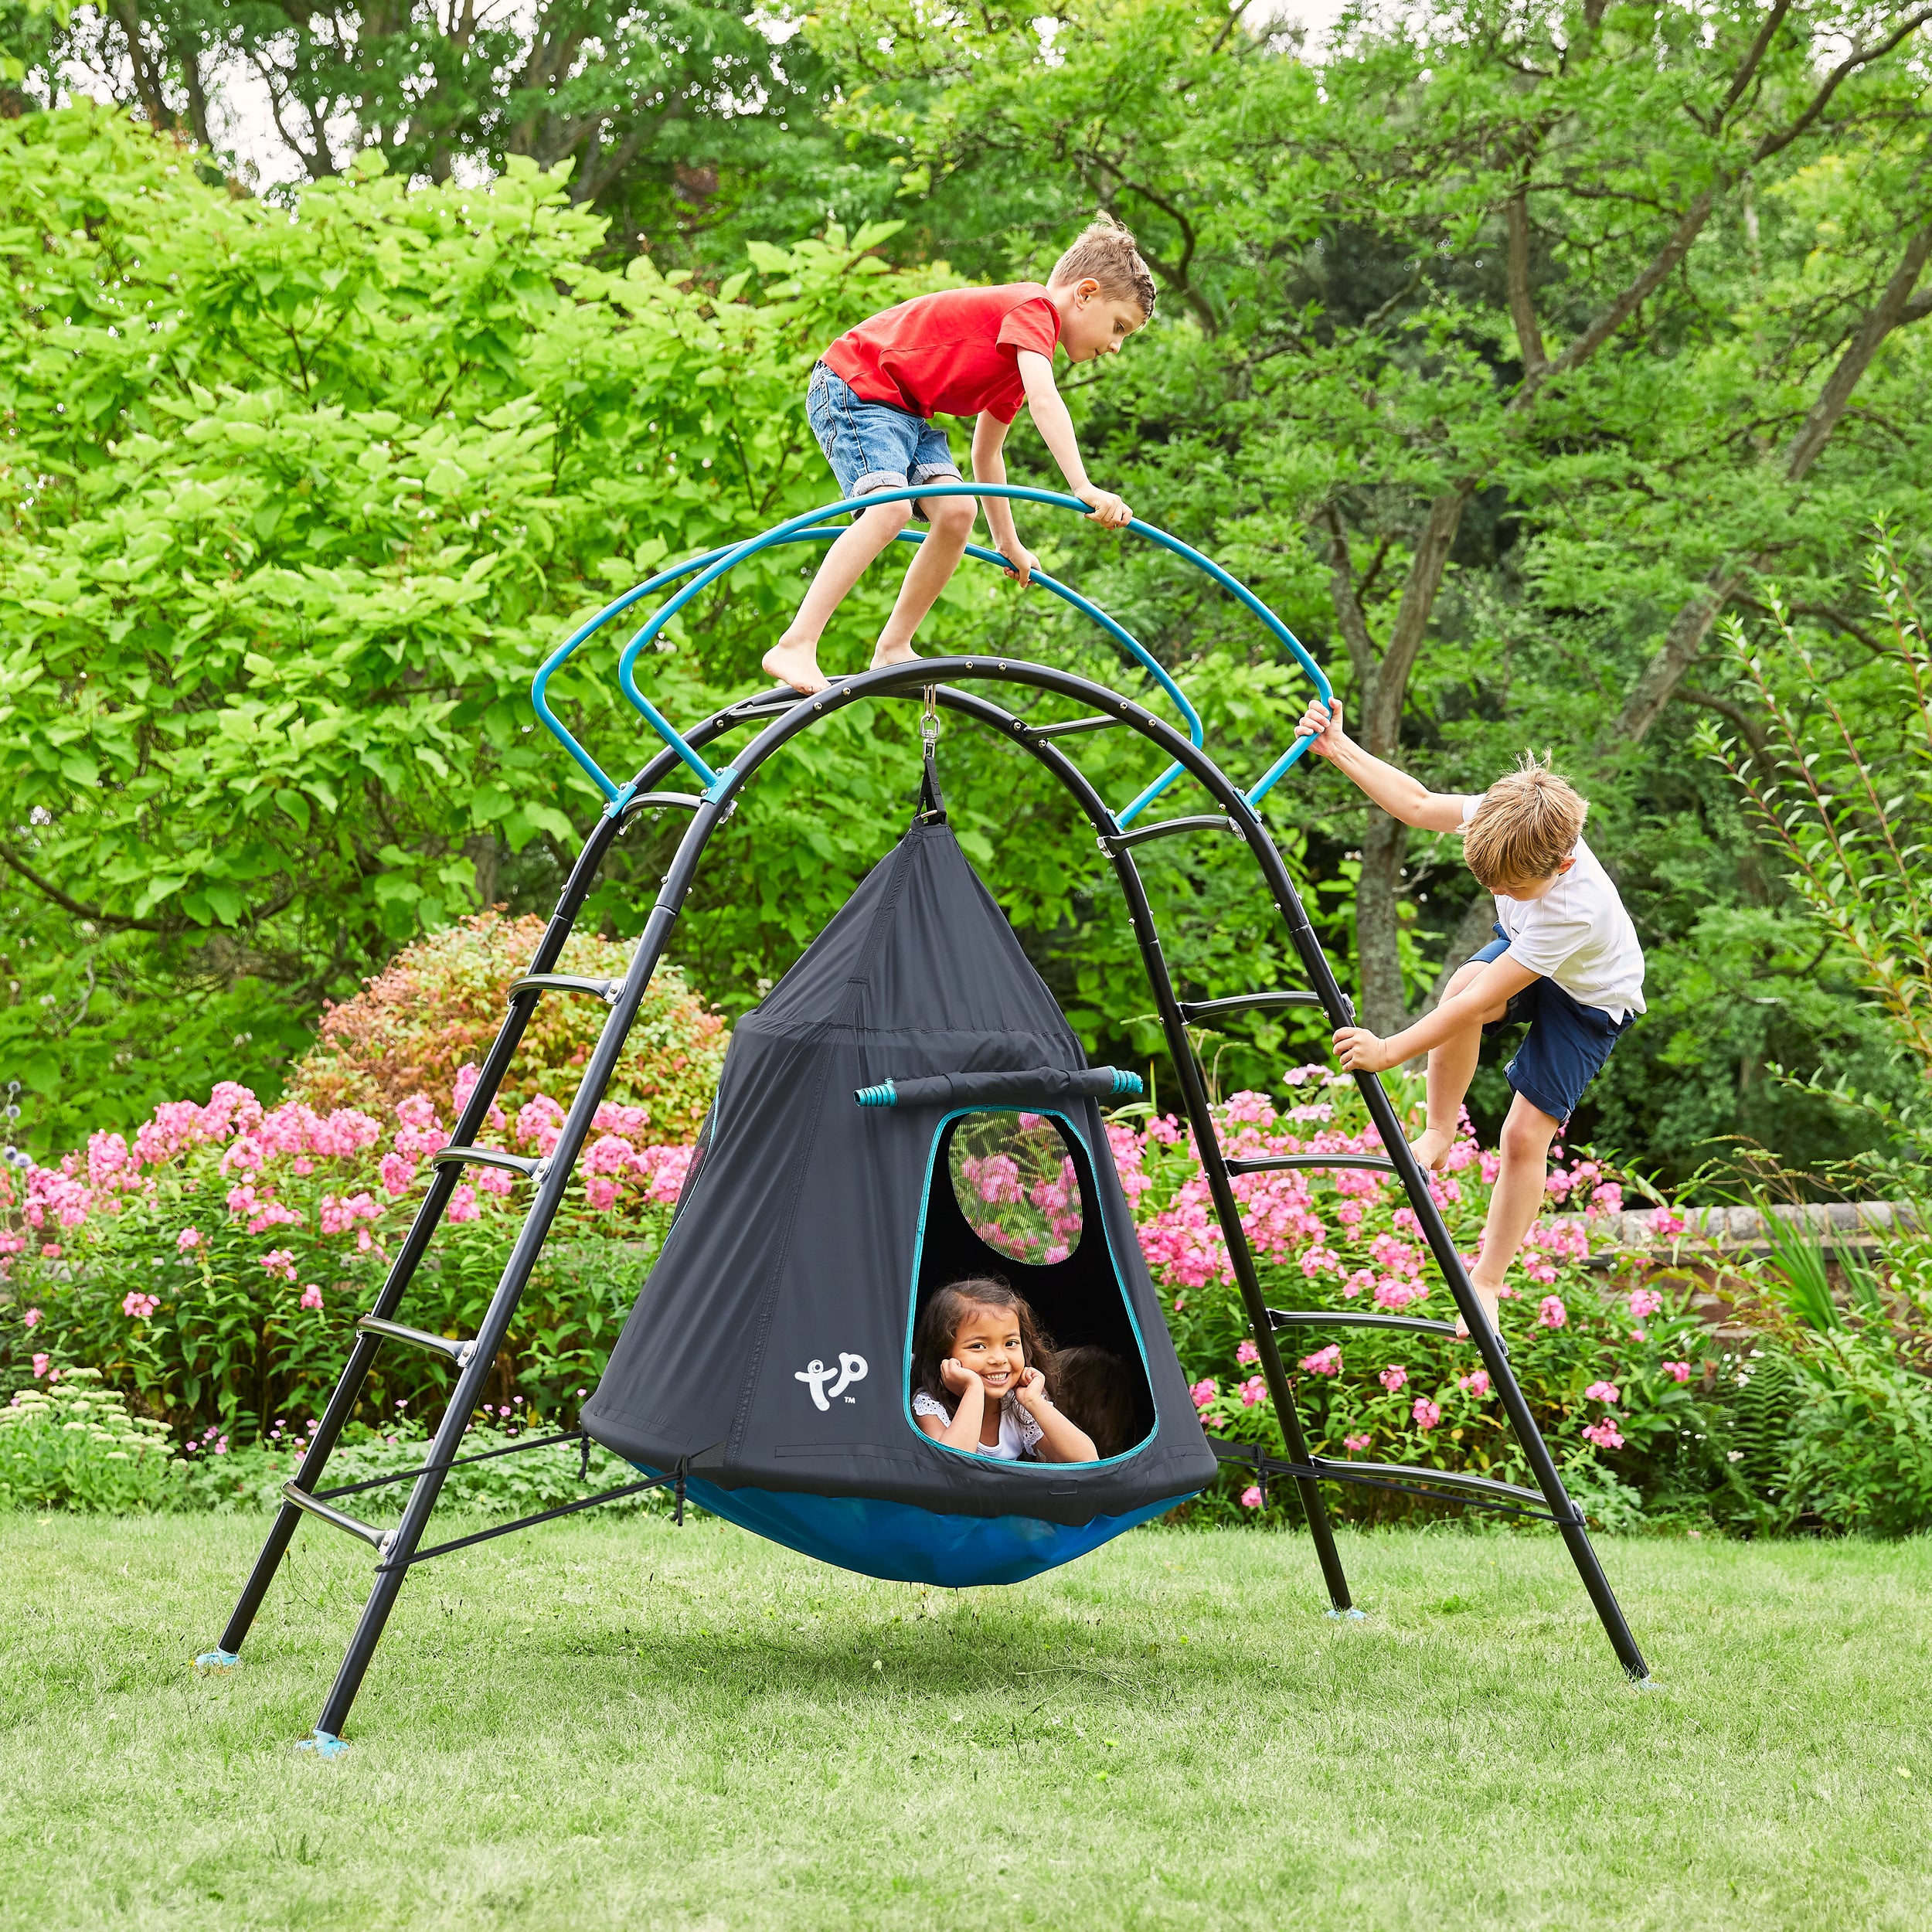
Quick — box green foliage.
[0,1366,182,1510]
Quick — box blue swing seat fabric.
[580,816,1219,1586]
[638,1475,1187,1588]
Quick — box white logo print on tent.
[794,1353,868,1410]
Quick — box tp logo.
[795,1353,868,1411]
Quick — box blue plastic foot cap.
[192,1648,242,1674]
[295,1729,350,1759]
[1327,1607,1369,1621]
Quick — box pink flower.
[318,1192,381,1236]
[1379,1364,1408,1393]
[1411,1398,1441,1430]
[1649,1206,1688,1239]
[1189,1379,1217,1412]
[259,1249,297,1281]
[121,1291,158,1320]
[583,1175,620,1212]
[1581,1419,1624,1451]
[30,1352,49,1378]
[299,1284,324,1311]
[1662,1359,1692,1384]
[1343,1433,1372,1452]
[39,1243,60,1260]
[1458,1369,1491,1397]
[1583,1380,1620,1404]
[21,1307,39,1328]
[378,1152,417,1198]
[1235,1338,1259,1366]
[1239,1376,1268,1407]
[445,1185,480,1224]
[175,1227,202,1251]
[1240,1485,1264,1509]
[1298,1344,1342,1376]
[1536,1295,1567,1328]
[1628,1287,1663,1320]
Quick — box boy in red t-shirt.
[761,215,1155,695]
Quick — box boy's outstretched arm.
[1333,954,1537,1073]
[972,412,1036,586]
[1298,699,1466,834]
[1015,349,1131,527]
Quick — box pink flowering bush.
[3,1074,695,1437]
[1131,1071,1714,1525]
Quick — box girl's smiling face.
[951,1301,1027,1396]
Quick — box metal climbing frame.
[199,487,1648,1752]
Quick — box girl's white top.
[912,1389,1044,1460]
[1458,799,1647,1022]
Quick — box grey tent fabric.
[581,817,1217,1529]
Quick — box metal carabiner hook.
[919,683,940,747]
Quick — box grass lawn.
[2,1511,1927,1930]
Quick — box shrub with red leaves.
[288,912,726,1141]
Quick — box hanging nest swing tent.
[581,804,1217,1587]
[196,485,1652,1755]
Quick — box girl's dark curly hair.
[910,1276,1058,1412]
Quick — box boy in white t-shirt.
[1295,699,1645,1338]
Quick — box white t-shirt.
[1458,798,1646,1022]
[912,1389,1043,1460]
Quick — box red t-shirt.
[820,283,1061,423]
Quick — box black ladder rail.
[205,698,758,1668]
[310,777,738,1740]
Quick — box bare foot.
[1410,1127,1454,1173]
[1454,1283,1502,1342]
[869,640,922,670]
[761,639,829,696]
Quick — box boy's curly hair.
[1049,213,1157,321]
[1462,753,1587,891]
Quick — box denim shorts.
[808,362,961,519]
[1468,923,1632,1127]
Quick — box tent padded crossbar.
[853,1065,1143,1109]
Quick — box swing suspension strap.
[917,685,946,823]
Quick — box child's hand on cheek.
[1013,1366,1049,1411]
[940,1356,981,1397]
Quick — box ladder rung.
[1266,1308,1458,1338]
[1225,1153,1396,1176]
[509,973,617,1003]
[282,1481,393,1553]
[1028,715,1121,740]
[625,791,706,812]
[1105,815,1235,849]
[356,1315,479,1366]
[1179,992,1325,1023]
[430,1146,543,1179]
[1307,1455,1548,1508]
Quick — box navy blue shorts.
[1468,924,1632,1127]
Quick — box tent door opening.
[910,1108,1157,1461]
